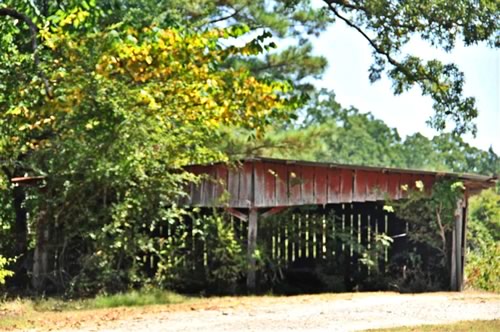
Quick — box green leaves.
[323,0,499,135]
[0,3,297,295]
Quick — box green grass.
[92,288,187,308]
[32,288,189,311]
[366,319,500,332]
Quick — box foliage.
[222,89,500,176]
[465,187,500,292]
[466,242,500,292]
[0,255,14,285]
[322,0,499,135]
[201,214,246,293]
[387,179,465,291]
[153,211,246,294]
[468,188,500,249]
[197,0,500,135]
[0,2,293,295]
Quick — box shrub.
[466,242,500,292]
[465,188,500,292]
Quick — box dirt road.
[26,292,500,332]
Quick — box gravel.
[37,292,500,332]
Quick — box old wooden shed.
[184,157,496,292]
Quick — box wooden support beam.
[461,195,469,291]
[246,208,258,292]
[261,206,287,219]
[225,208,248,222]
[32,211,49,292]
[450,198,464,291]
[456,199,465,291]
[11,176,45,186]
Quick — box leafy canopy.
[322,0,499,135]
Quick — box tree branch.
[323,1,399,68]
[323,1,451,104]
[435,203,447,256]
[0,7,52,98]
[206,6,245,25]
[251,61,289,74]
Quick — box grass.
[0,288,190,331]
[33,288,188,311]
[92,288,187,308]
[366,319,500,332]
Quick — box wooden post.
[32,211,49,292]
[461,197,468,291]
[450,226,456,291]
[247,208,258,292]
[450,198,464,291]
[456,199,465,291]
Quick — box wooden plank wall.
[186,161,437,207]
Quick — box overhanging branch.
[322,1,450,106]
[205,6,245,25]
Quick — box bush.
[465,242,500,292]
[388,179,465,291]
[153,211,246,295]
[466,188,500,292]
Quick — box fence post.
[247,208,258,293]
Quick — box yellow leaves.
[85,120,100,130]
[6,106,25,116]
[383,205,395,213]
[137,89,161,111]
[40,28,58,50]
[205,118,220,129]
[415,180,425,191]
[18,116,56,132]
[82,25,291,142]
[159,29,180,44]
[59,8,90,28]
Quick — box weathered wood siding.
[185,160,437,208]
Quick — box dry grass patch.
[366,319,500,332]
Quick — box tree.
[224,88,499,178]
[0,3,294,293]
[321,0,499,135]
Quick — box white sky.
[310,21,500,154]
